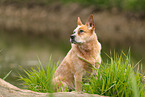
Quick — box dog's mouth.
[70,39,83,44]
[70,39,77,44]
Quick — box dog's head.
[70,14,96,44]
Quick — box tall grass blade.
[3,70,12,80]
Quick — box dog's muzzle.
[70,35,76,43]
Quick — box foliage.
[20,51,145,96]
[62,0,145,12]
[1,0,145,12]
[82,51,145,97]
[19,57,59,93]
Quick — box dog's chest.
[70,42,100,73]
[71,53,96,73]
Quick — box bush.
[62,0,145,12]
[1,0,145,12]
[82,51,145,97]
[19,57,59,93]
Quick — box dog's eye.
[79,30,84,33]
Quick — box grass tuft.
[19,57,59,93]
[19,51,145,96]
[82,51,145,97]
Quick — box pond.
[0,30,144,88]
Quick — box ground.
[0,78,105,97]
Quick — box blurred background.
[0,0,145,87]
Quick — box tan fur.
[53,14,101,92]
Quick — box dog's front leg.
[74,72,83,92]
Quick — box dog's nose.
[70,35,75,39]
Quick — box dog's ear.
[78,17,83,26]
[85,14,95,30]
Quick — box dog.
[53,14,101,92]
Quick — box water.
[0,30,144,88]
[0,30,68,87]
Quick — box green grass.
[82,51,145,97]
[19,57,59,93]
[2,70,12,80]
[20,51,145,96]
